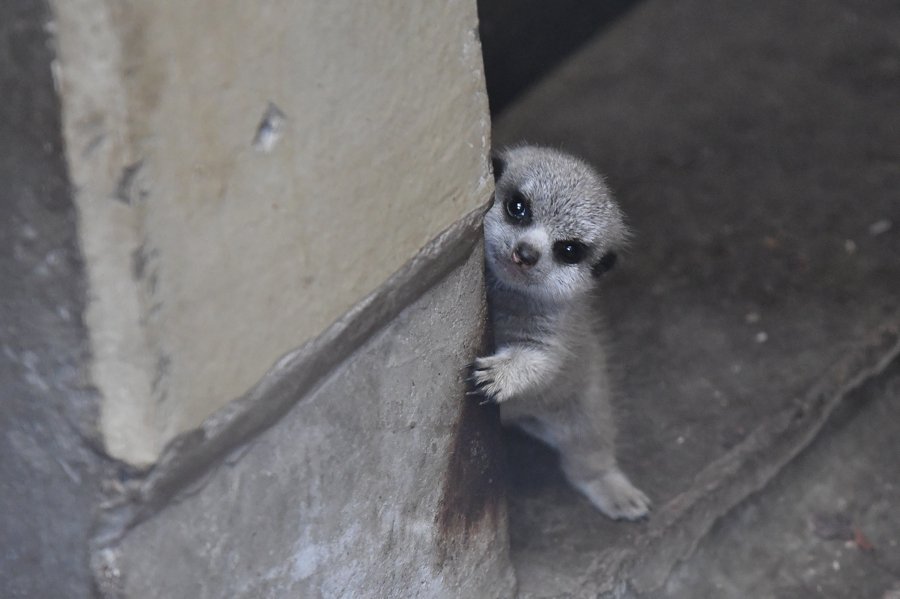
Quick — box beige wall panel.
[53,0,492,464]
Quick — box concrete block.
[50,0,493,464]
[98,220,516,598]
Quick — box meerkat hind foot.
[570,469,651,521]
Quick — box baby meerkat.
[470,145,650,521]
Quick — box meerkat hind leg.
[506,405,651,520]
[551,369,651,520]
[560,449,651,521]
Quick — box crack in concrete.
[593,318,900,598]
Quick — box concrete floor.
[656,364,900,598]
[492,0,900,596]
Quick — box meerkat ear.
[490,152,506,181]
[591,251,618,278]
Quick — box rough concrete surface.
[0,1,104,597]
[104,241,516,598]
[51,0,493,464]
[493,0,900,595]
[656,364,900,598]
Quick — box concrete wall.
[41,0,514,595]
[52,0,493,465]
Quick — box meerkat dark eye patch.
[553,240,588,265]
[591,251,618,277]
[505,191,532,224]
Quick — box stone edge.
[92,201,491,548]
[575,317,900,598]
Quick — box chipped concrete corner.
[92,211,516,598]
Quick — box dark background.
[478,0,644,115]
[478,0,900,596]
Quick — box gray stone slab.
[104,240,516,598]
[0,1,104,597]
[493,0,900,595]
[655,363,900,599]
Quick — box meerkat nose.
[512,242,540,267]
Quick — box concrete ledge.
[92,205,517,598]
[616,322,900,596]
[96,206,487,540]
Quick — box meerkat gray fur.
[470,145,650,521]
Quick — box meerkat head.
[484,145,628,304]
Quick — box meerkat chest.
[492,301,592,353]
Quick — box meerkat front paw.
[571,470,651,521]
[468,350,520,403]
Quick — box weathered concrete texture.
[104,240,516,598]
[656,363,900,598]
[492,0,900,595]
[51,0,493,465]
[0,1,104,597]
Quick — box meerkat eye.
[505,192,531,223]
[553,240,588,265]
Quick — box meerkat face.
[483,146,627,304]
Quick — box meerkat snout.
[512,242,540,267]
